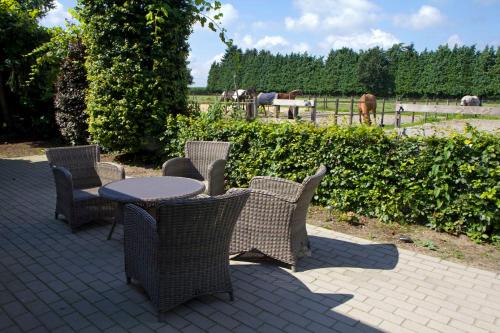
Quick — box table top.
[98,176,205,203]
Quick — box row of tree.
[207,44,500,98]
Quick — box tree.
[0,0,57,139]
[473,46,496,97]
[78,0,195,151]
[324,48,361,96]
[357,47,391,96]
[394,44,420,98]
[54,39,88,144]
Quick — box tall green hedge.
[161,115,500,243]
[78,0,195,152]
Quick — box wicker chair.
[46,145,125,232]
[229,165,327,271]
[162,141,230,196]
[123,189,249,316]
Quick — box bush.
[79,0,195,152]
[0,0,58,140]
[54,40,88,145]
[161,116,500,243]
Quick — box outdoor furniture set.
[45,142,326,316]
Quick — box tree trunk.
[0,72,11,134]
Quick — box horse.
[460,95,481,106]
[257,89,302,117]
[220,90,234,102]
[277,89,302,100]
[358,94,377,125]
[221,88,257,102]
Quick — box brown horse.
[277,89,302,99]
[358,94,377,125]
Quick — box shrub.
[54,40,88,145]
[79,0,196,152]
[161,116,500,243]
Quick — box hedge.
[161,113,500,243]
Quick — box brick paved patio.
[1,155,499,332]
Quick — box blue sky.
[41,0,500,86]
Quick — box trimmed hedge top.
[161,114,500,243]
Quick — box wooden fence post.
[349,96,354,125]
[380,98,385,126]
[334,98,339,125]
[311,99,317,124]
[275,105,280,119]
[412,99,415,123]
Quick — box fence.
[394,102,500,129]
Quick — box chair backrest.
[45,145,101,189]
[185,141,231,180]
[155,189,249,271]
[295,165,327,220]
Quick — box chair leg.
[291,265,296,272]
[107,220,117,240]
[126,275,131,284]
[54,211,58,220]
[228,291,234,301]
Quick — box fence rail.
[396,103,500,116]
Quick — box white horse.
[460,95,481,106]
[232,89,247,101]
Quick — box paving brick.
[3,301,28,318]
[257,312,288,329]
[37,311,66,331]
[448,319,488,333]
[13,312,42,332]
[86,312,115,330]
[402,319,440,333]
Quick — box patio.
[1,155,499,333]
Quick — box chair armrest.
[51,166,74,203]
[207,159,227,195]
[96,162,125,185]
[162,157,196,177]
[124,204,157,231]
[123,204,158,252]
[228,187,297,204]
[249,176,304,202]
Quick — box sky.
[41,0,500,86]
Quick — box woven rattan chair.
[229,165,327,271]
[162,141,230,196]
[123,189,249,316]
[46,145,125,232]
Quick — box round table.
[99,176,205,239]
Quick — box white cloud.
[285,0,379,32]
[38,1,72,27]
[285,13,320,30]
[393,5,445,30]
[211,52,224,63]
[321,29,400,50]
[292,42,310,53]
[188,52,226,86]
[254,36,289,49]
[218,3,239,26]
[242,34,254,48]
[447,34,463,47]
